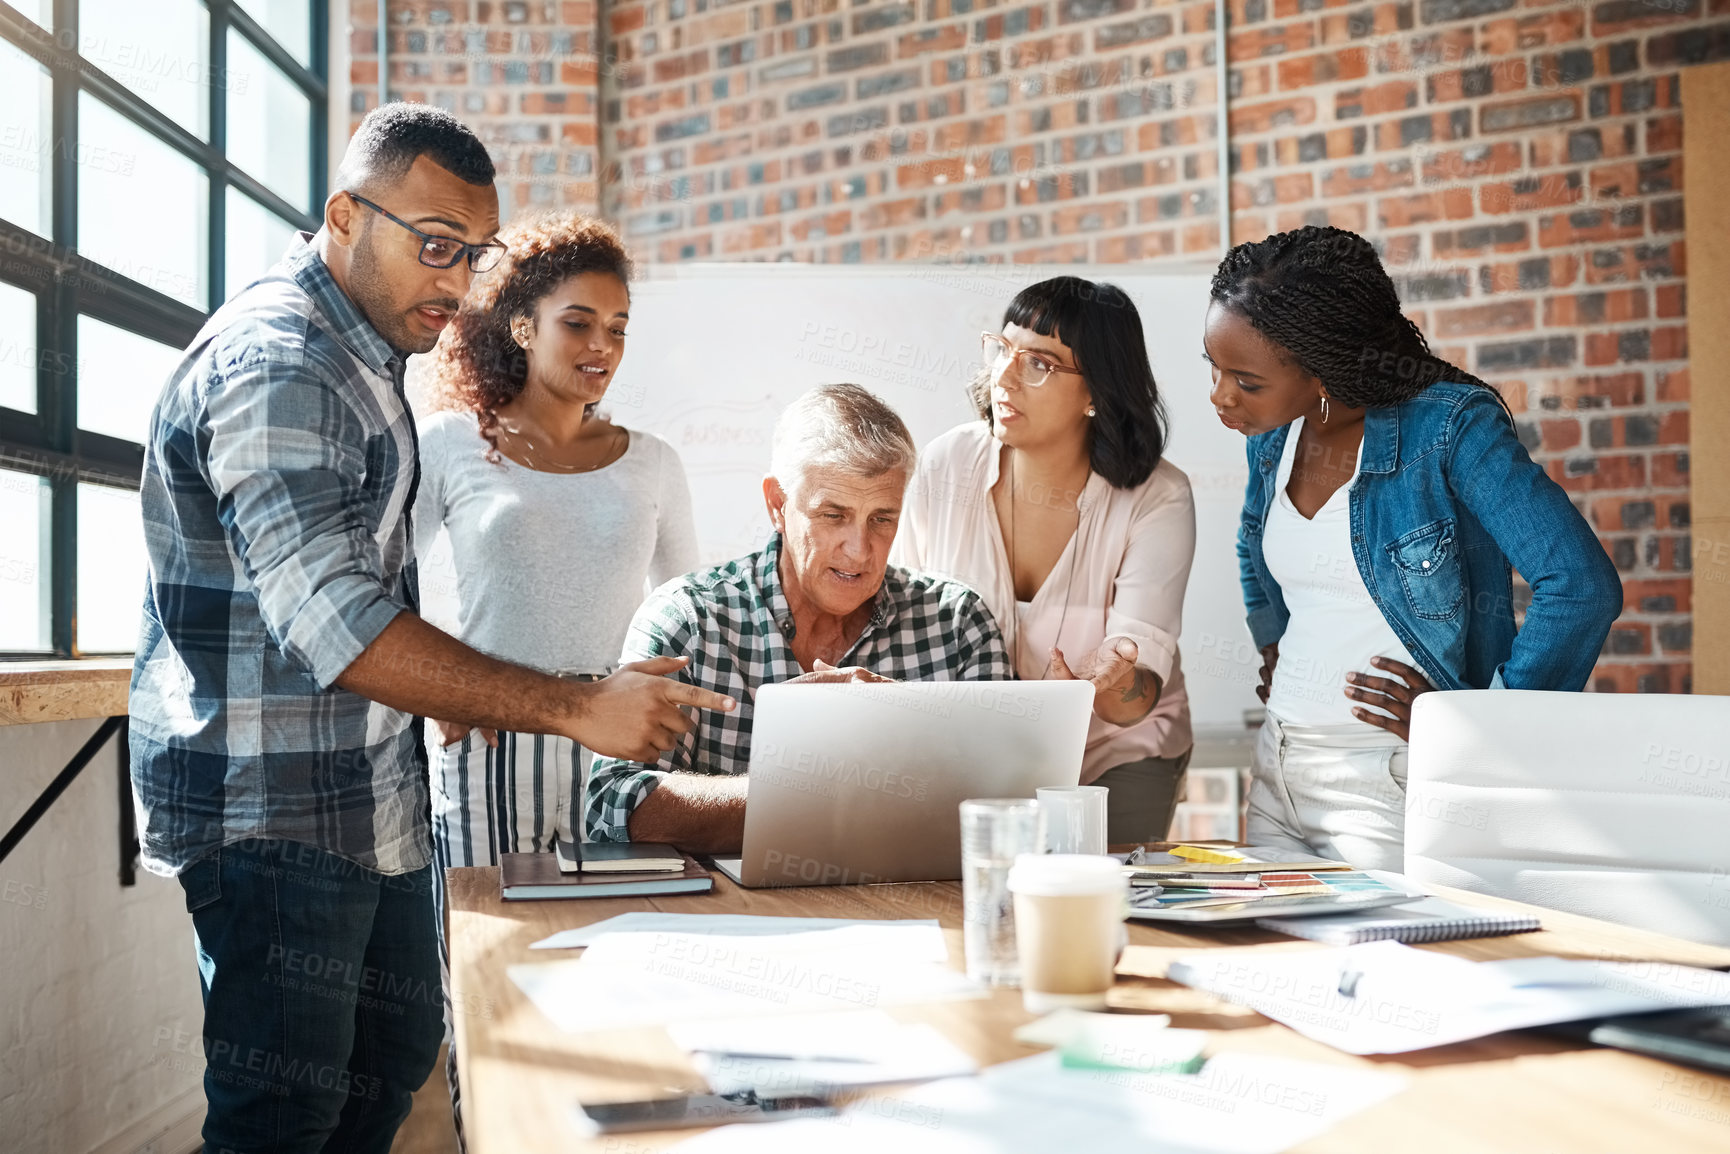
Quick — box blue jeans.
[179,838,444,1154]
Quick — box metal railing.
[0,714,137,884]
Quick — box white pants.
[1245,709,1409,871]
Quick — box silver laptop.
[710,679,1093,888]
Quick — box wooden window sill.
[0,660,131,727]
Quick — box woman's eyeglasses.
[347,193,507,273]
[980,333,1084,388]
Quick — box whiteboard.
[588,262,1261,729]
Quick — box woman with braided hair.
[1207,226,1621,869]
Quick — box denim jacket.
[1236,381,1623,692]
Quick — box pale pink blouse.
[892,422,1196,782]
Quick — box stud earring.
[1085,406,1096,417]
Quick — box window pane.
[78,94,209,309]
[77,315,182,445]
[225,186,298,301]
[0,470,51,651]
[77,482,145,653]
[236,0,313,67]
[0,281,37,414]
[0,38,52,237]
[78,0,210,138]
[227,30,312,212]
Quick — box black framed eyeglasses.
[346,192,507,273]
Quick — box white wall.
[0,720,204,1154]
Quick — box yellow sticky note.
[1169,844,1246,864]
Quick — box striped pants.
[428,727,593,1151]
[430,728,592,871]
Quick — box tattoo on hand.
[1118,667,1153,705]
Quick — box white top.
[1263,416,1418,729]
[413,409,699,675]
[893,421,1196,780]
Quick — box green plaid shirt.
[584,533,1013,841]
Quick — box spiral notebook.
[1256,896,1541,945]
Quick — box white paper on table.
[665,1052,1406,1154]
[667,1011,978,1096]
[579,924,952,965]
[1167,939,1730,1055]
[1009,1011,1204,1072]
[1012,1008,1169,1048]
[531,913,946,953]
[511,927,981,1034]
[669,1009,942,1061]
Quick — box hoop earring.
[1319,394,1330,425]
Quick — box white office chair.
[1405,689,1730,946]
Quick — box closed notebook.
[500,852,713,901]
[554,837,685,874]
[1256,896,1540,945]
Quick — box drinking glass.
[1037,785,1109,855]
[960,798,1045,986]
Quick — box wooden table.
[448,866,1730,1153]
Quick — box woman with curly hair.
[415,212,696,871]
[1208,225,1621,869]
[894,277,1198,844]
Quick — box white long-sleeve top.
[892,421,1196,781]
[413,409,698,675]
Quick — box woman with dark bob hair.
[1209,225,1621,869]
[895,276,1198,843]
[415,212,697,873]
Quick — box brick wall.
[349,1,604,215]
[348,0,1730,692]
[598,0,1225,262]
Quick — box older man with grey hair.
[585,383,1013,852]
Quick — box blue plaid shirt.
[130,234,429,877]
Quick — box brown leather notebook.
[499,851,713,901]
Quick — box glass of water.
[1037,785,1109,855]
[960,798,1045,986]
